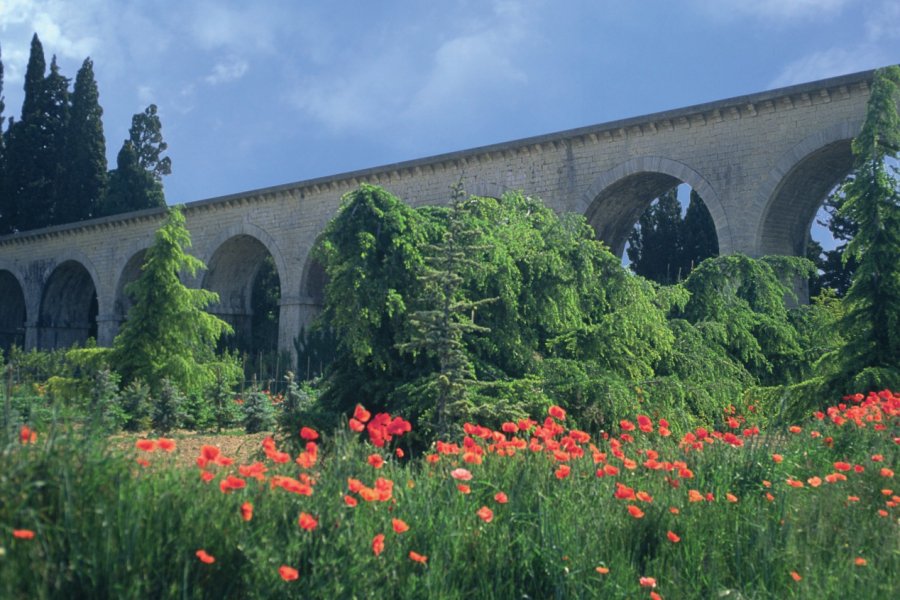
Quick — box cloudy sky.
[1,0,898,207]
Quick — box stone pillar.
[96,314,121,347]
[24,321,39,351]
[278,295,323,367]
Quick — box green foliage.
[128,104,171,181]
[294,326,339,382]
[102,140,165,215]
[120,379,151,432]
[151,378,185,434]
[242,385,275,434]
[110,207,232,397]
[88,368,124,433]
[820,66,900,393]
[209,361,242,433]
[673,254,813,385]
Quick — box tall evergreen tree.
[826,66,900,391]
[129,104,171,180]
[103,140,164,215]
[43,56,71,226]
[58,58,106,224]
[0,41,8,233]
[681,189,718,272]
[627,187,683,283]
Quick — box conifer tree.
[129,104,171,180]
[58,58,106,224]
[103,141,164,215]
[827,66,900,390]
[43,56,71,226]
[110,207,232,395]
[681,189,718,272]
[627,187,683,283]
[0,42,8,233]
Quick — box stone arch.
[580,156,730,256]
[38,260,99,349]
[114,248,149,322]
[299,248,327,307]
[202,232,283,355]
[755,120,861,256]
[0,268,27,353]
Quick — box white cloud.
[769,47,885,88]
[205,58,249,85]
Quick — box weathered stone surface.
[0,70,875,355]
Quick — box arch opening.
[203,235,282,371]
[0,270,27,354]
[38,261,98,349]
[114,249,148,322]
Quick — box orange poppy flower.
[196,549,215,564]
[372,533,385,556]
[19,425,37,444]
[627,505,645,519]
[344,495,358,507]
[880,467,894,478]
[669,507,680,515]
[240,501,253,522]
[298,512,318,531]
[494,491,508,504]
[279,565,299,581]
[368,454,384,469]
[666,530,680,543]
[457,484,471,494]
[854,557,867,566]
[392,518,410,534]
[477,506,494,523]
[409,551,428,564]
[790,571,802,582]
[807,476,822,488]
[595,566,610,574]
[688,490,704,503]
[650,592,663,600]
[771,453,783,464]
[788,426,802,434]
[13,529,35,540]
[726,493,739,503]
[639,576,657,588]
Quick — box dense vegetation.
[0,34,171,234]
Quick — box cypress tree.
[827,66,900,390]
[59,58,106,224]
[626,187,683,283]
[680,189,718,272]
[103,140,164,215]
[43,56,71,226]
[129,104,171,180]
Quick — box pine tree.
[58,58,106,224]
[102,140,164,215]
[396,186,495,435]
[827,66,900,390]
[110,207,232,395]
[43,56,71,226]
[627,187,683,283]
[129,104,171,180]
[680,189,718,272]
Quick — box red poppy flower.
[372,533,385,556]
[666,530,680,543]
[639,576,656,588]
[196,549,215,564]
[300,427,319,441]
[548,405,566,420]
[619,419,635,432]
[19,425,37,444]
[354,404,372,423]
[790,571,802,582]
[477,506,494,523]
[555,465,571,479]
[854,557,867,566]
[494,491,508,504]
[298,512,318,530]
[157,438,176,452]
[349,418,366,432]
[596,566,609,574]
[650,592,663,600]
[788,426,802,434]
[392,518,410,534]
[279,565,299,581]
[368,454,385,469]
[834,461,851,472]
[136,439,156,452]
[880,467,894,478]
[450,468,472,481]
[807,476,822,488]
[240,501,253,522]
[344,495,358,507]
[409,551,428,563]
[726,493,739,503]
[219,475,247,493]
[13,529,35,540]
[771,453,783,464]
[688,490,704,502]
[637,414,653,433]
[627,505,645,519]
[457,484,471,494]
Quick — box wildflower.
[392,518,409,534]
[637,414,653,433]
[669,507,680,515]
[344,495,358,507]
[372,533,385,556]
[790,571,802,582]
[200,470,214,483]
[136,458,150,468]
[807,476,822,488]
[477,506,494,523]
[354,404,372,423]
[639,576,657,588]
[771,453,783,464]
[555,465,571,479]
[240,502,253,522]
[450,468,472,481]
[494,491,509,504]
[279,565,299,581]
[880,467,894,478]
[349,418,366,432]
[877,509,888,517]
[765,493,775,502]
[834,461,851,472]
[457,484,471,494]
[847,495,860,503]
[620,419,636,432]
[136,439,156,452]
[627,505,645,519]
[871,454,884,462]
[13,529,35,540]
[219,475,247,493]
[854,557,867,566]
[548,405,566,420]
[196,550,215,564]
[636,491,653,503]
[650,592,663,600]
[726,493,739,503]
[666,530,680,543]
[786,478,804,489]
[300,427,319,441]
[596,566,610,574]
[157,438,176,452]
[19,425,37,444]
[367,454,384,469]
[395,448,405,458]
[409,551,428,563]
[298,513,318,531]
[688,490,704,503]
[788,426,802,434]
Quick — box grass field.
[1,391,897,599]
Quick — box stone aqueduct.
[0,70,875,357]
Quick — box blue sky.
[1,0,898,227]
